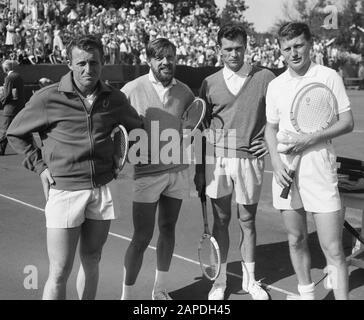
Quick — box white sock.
[214,262,227,286]
[153,270,168,292]
[297,282,315,300]
[121,283,135,300]
[121,267,135,300]
[242,262,255,289]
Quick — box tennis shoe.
[152,289,172,300]
[286,293,315,300]
[243,280,269,300]
[208,283,226,300]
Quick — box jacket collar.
[58,71,112,94]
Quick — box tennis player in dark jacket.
[0,60,25,155]
[7,35,142,300]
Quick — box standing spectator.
[53,29,64,53]
[5,16,17,51]
[0,60,25,155]
[358,60,364,89]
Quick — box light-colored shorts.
[205,157,264,205]
[133,169,190,203]
[45,180,118,228]
[272,143,342,213]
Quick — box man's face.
[219,36,246,72]
[147,47,176,86]
[280,33,312,76]
[68,46,103,95]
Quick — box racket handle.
[199,191,206,202]
[280,170,296,199]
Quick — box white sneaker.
[325,273,333,290]
[286,293,315,300]
[152,289,172,300]
[208,283,226,300]
[243,280,269,300]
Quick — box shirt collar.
[58,71,112,94]
[223,63,252,80]
[286,61,316,79]
[148,69,177,88]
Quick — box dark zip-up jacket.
[7,72,142,191]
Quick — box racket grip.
[199,191,206,202]
[280,170,296,199]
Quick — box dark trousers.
[0,114,14,155]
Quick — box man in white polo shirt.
[265,22,354,300]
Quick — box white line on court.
[0,191,296,297]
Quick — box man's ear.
[67,59,72,71]
[216,45,221,56]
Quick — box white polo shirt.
[148,69,177,105]
[266,62,350,133]
[266,62,350,212]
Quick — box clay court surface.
[0,90,363,301]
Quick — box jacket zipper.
[80,96,96,188]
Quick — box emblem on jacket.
[102,99,110,110]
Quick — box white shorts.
[133,169,190,203]
[45,180,118,228]
[205,157,264,205]
[272,143,342,213]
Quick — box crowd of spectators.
[0,0,362,70]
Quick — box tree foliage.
[219,0,254,31]
[276,0,363,53]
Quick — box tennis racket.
[181,98,206,139]
[280,82,338,199]
[198,191,221,281]
[111,124,129,178]
[344,220,364,246]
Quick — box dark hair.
[217,23,247,47]
[66,35,104,62]
[146,38,176,60]
[278,22,312,44]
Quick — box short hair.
[2,59,19,72]
[66,35,104,62]
[277,22,312,44]
[146,38,176,60]
[217,23,248,47]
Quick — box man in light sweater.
[194,23,275,300]
[120,38,195,300]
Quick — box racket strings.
[294,87,336,133]
[112,125,129,171]
[119,134,128,166]
[200,237,219,279]
[182,100,204,131]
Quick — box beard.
[151,64,175,85]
